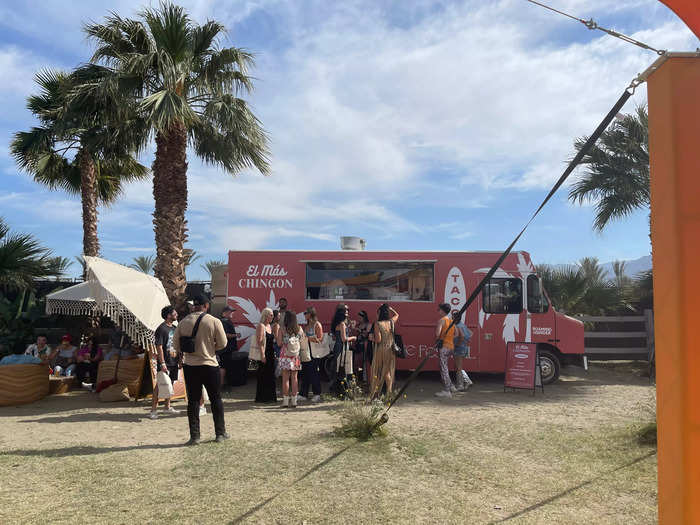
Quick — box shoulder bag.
[248,324,264,361]
[390,320,406,359]
[180,313,206,354]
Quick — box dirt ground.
[0,362,657,524]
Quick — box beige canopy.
[45,281,97,317]
[45,257,171,347]
[83,256,171,347]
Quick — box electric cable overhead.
[525,0,666,55]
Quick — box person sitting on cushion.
[25,334,55,363]
[53,335,77,376]
[1,341,42,366]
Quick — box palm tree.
[201,259,226,278]
[577,257,606,284]
[182,249,200,268]
[11,68,147,258]
[568,106,649,232]
[129,255,156,274]
[0,217,68,290]
[84,3,270,305]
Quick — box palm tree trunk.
[152,122,188,306]
[79,149,100,259]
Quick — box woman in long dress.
[254,308,277,403]
[370,303,399,399]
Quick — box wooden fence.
[576,309,654,361]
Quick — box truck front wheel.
[538,350,560,384]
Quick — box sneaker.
[311,395,321,403]
[455,384,466,392]
[215,433,230,443]
[449,384,458,393]
[296,395,306,403]
[184,437,200,446]
[165,407,180,414]
[148,411,158,419]
[199,406,207,416]
[81,382,93,390]
[435,390,452,398]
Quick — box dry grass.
[0,362,657,524]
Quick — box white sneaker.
[449,384,458,393]
[296,395,306,403]
[165,407,180,414]
[148,411,158,419]
[311,395,321,403]
[199,406,207,416]
[435,390,452,398]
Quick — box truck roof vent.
[340,236,366,250]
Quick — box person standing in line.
[276,310,303,408]
[330,304,356,393]
[173,295,229,445]
[435,303,457,398]
[300,307,323,403]
[150,305,180,419]
[370,303,399,399]
[277,298,289,326]
[218,305,238,390]
[253,308,277,403]
[452,311,474,391]
[355,310,373,384]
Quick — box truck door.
[525,274,553,343]
[479,276,524,372]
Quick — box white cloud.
[4,0,696,262]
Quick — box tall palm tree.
[0,217,68,290]
[568,106,649,232]
[129,255,156,274]
[11,68,147,258]
[84,3,270,305]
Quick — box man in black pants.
[217,305,238,390]
[173,295,229,445]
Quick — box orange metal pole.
[647,56,700,525]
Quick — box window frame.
[303,259,436,303]
[526,274,550,314]
[482,277,524,314]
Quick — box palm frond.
[568,105,649,232]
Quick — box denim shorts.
[454,345,470,358]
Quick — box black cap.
[222,305,236,313]
[192,295,210,306]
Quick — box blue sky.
[0,0,697,280]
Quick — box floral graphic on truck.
[226,290,306,352]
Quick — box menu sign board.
[504,342,538,391]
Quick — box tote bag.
[156,370,174,399]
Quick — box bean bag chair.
[0,364,50,406]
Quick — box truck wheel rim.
[540,357,554,381]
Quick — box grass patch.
[333,399,388,440]
[636,422,658,446]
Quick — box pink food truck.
[225,248,584,384]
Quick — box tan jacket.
[173,312,227,367]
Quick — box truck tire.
[538,350,560,384]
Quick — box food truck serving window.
[482,277,523,314]
[305,261,434,302]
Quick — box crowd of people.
[2,294,474,445]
